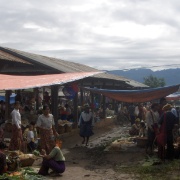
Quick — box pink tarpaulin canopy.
[0,72,100,90]
[166,93,180,101]
[83,84,180,103]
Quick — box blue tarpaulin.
[0,94,16,104]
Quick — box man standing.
[146,103,159,155]
[9,101,23,151]
[128,103,135,125]
[171,105,179,124]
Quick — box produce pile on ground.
[0,167,45,180]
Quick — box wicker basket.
[58,125,65,134]
[20,158,35,167]
[65,124,72,133]
[7,161,19,171]
[136,137,148,148]
[5,122,12,132]
[19,154,35,167]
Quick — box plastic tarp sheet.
[0,72,100,90]
[166,92,180,101]
[0,93,16,104]
[83,84,180,103]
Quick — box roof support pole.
[90,91,94,111]
[5,90,11,122]
[112,83,116,114]
[80,88,83,106]
[102,95,106,118]
[73,92,78,128]
[102,82,106,119]
[34,88,39,110]
[51,85,59,128]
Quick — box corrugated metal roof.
[0,50,32,64]
[0,46,147,88]
[92,72,148,88]
[0,47,96,73]
[0,72,100,90]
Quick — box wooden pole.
[51,85,59,128]
[5,90,11,122]
[73,92,78,128]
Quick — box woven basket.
[19,154,36,167]
[136,137,148,148]
[7,161,19,171]
[20,158,35,167]
[58,125,65,134]
[5,123,12,132]
[65,124,72,133]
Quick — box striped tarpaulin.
[83,85,180,103]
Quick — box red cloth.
[157,113,167,160]
[156,113,167,146]
[9,125,23,151]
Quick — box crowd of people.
[0,98,96,176]
[127,98,180,160]
[0,96,179,176]
[0,101,66,176]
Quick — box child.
[27,124,37,152]
[139,121,146,137]
[129,118,140,136]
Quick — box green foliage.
[0,167,45,180]
[143,75,166,87]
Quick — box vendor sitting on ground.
[129,118,140,136]
[38,138,65,176]
[0,142,8,175]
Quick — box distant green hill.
[108,68,180,86]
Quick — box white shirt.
[27,130,34,143]
[171,108,178,117]
[36,114,55,129]
[78,111,93,126]
[11,109,21,129]
[146,110,159,129]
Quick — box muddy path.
[46,124,145,180]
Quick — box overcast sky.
[1,0,180,71]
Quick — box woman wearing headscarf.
[36,105,59,154]
[78,104,94,146]
[158,104,177,160]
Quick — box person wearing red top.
[158,97,167,116]
[158,104,177,160]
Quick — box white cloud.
[0,0,180,71]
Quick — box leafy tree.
[143,75,166,88]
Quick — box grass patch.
[115,158,180,180]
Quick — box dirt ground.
[32,123,147,180]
